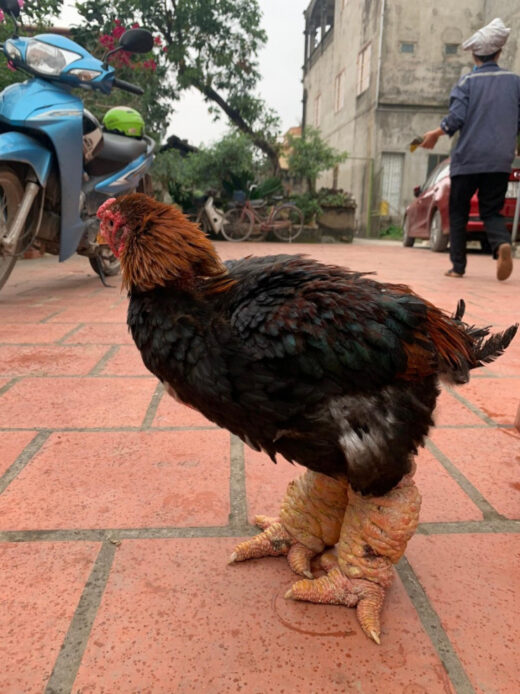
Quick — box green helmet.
[102,106,145,138]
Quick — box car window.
[422,170,438,191]
[421,160,450,191]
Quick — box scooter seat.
[85,132,148,176]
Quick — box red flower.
[112,25,125,39]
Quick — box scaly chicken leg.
[229,470,349,578]
[286,470,421,643]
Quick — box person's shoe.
[444,269,464,278]
[496,243,513,281]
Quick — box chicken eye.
[107,219,114,229]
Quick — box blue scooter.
[0,0,155,290]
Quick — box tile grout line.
[87,345,120,376]
[425,439,503,520]
[39,311,64,324]
[397,556,476,694]
[0,425,218,432]
[228,434,249,532]
[444,385,498,426]
[56,323,85,345]
[44,541,117,694]
[0,524,259,543]
[1,518,518,544]
[0,431,51,495]
[141,381,165,429]
[0,520,520,542]
[0,377,20,396]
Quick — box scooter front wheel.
[0,166,24,291]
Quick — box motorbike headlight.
[68,68,102,82]
[4,41,22,62]
[26,39,81,76]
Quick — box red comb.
[97,197,117,219]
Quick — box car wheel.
[429,209,449,252]
[402,215,415,247]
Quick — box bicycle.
[222,196,304,242]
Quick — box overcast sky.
[61,1,309,146]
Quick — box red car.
[403,157,520,251]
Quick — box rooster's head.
[97,193,229,292]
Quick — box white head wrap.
[462,18,510,55]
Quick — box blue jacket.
[440,63,520,176]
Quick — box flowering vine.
[99,19,159,72]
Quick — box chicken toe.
[285,558,384,644]
[286,472,421,644]
[229,470,349,578]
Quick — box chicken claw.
[229,471,349,578]
[229,516,314,578]
[285,553,384,644]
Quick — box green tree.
[73,0,281,171]
[286,127,348,193]
[153,131,266,206]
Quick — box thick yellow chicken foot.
[229,470,349,578]
[285,472,421,644]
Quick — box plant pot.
[317,205,355,243]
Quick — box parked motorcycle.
[0,0,155,290]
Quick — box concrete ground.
[0,239,518,694]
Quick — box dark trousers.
[449,172,511,275]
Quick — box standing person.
[421,18,519,281]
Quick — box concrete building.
[302,0,520,235]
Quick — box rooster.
[97,194,517,643]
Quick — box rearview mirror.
[0,0,21,17]
[413,185,421,198]
[119,29,154,54]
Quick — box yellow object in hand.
[409,137,424,153]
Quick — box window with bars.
[334,70,345,112]
[357,43,371,96]
[400,42,415,54]
[445,43,459,55]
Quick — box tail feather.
[473,324,518,365]
[443,299,518,383]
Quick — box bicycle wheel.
[271,203,304,242]
[221,207,254,241]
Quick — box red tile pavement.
[0,323,74,344]
[0,431,36,477]
[413,447,483,523]
[0,431,231,530]
[0,376,157,429]
[451,377,520,425]
[153,389,217,428]
[433,388,485,427]
[61,322,135,345]
[72,539,455,694]
[0,344,109,377]
[0,241,518,693]
[407,534,520,694]
[430,428,520,519]
[46,304,127,324]
[0,541,100,694]
[99,344,153,376]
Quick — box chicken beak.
[96,226,106,245]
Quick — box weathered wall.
[379,0,484,106]
[483,1,520,73]
[302,0,520,234]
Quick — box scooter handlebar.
[112,77,144,95]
